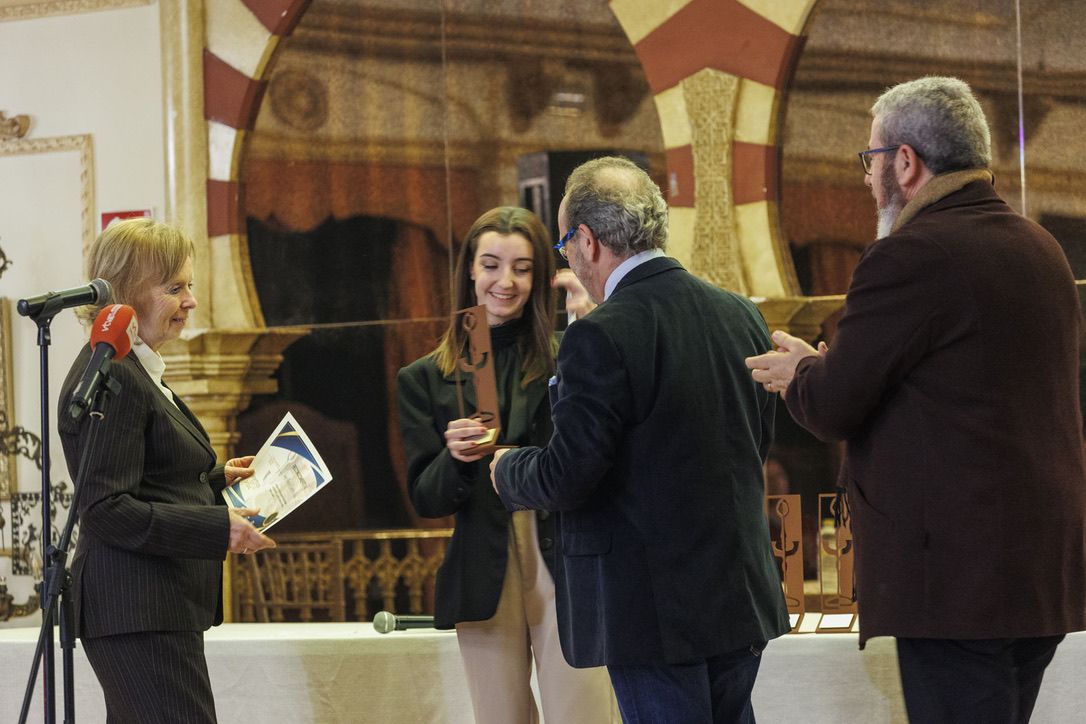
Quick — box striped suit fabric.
[80,631,216,723]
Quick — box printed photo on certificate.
[222,411,333,531]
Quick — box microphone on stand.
[372,611,436,634]
[17,278,112,319]
[67,304,138,420]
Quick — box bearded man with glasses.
[747,76,1086,723]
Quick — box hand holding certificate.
[222,412,333,532]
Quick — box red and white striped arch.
[204,0,310,237]
[611,0,817,296]
[201,0,816,308]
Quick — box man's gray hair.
[563,156,668,257]
[872,76,991,174]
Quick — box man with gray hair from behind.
[491,155,789,722]
[748,76,1086,722]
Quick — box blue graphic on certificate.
[222,411,333,531]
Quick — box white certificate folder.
[222,411,333,531]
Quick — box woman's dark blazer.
[396,347,555,629]
[57,345,231,639]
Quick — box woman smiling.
[397,206,616,723]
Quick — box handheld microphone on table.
[67,304,138,420]
[17,278,112,319]
[372,611,436,634]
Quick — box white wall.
[0,1,166,623]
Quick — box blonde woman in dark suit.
[57,218,275,723]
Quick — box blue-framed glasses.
[554,227,576,260]
[857,145,901,174]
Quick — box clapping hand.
[745,331,825,395]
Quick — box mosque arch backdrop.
[194,0,1084,537]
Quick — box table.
[1,624,1082,722]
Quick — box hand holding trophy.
[453,304,502,457]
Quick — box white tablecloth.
[1,624,1082,722]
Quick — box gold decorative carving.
[230,529,453,623]
[0,112,29,140]
[0,298,14,498]
[345,530,449,618]
[0,0,149,22]
[240,539,345,623]
[268,70,329,131]
[682,68,745,293]
[161,327,310,459]
[816,492,857,632]
[0,134,95,257]
[753,295,845,342]
[767,494,805,628]
[0,581,39,621]
[0,137,93,497]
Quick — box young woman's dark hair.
[430,206,557,385]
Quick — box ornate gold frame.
[0,133,94,531]
[0,134,96,257]
[0,0,149,23]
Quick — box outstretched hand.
[553,268,596,319]
[745,331,824,395]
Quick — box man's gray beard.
[876,168,906,239]
[876,200,903,239]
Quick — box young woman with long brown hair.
[397,206,615,723]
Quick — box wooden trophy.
[766,494,805,631]
[815,492,857,632]
[455,304,502,456]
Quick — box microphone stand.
[29,304,57,723]
[17,303,118,724]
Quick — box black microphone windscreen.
[90,278,113,305]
